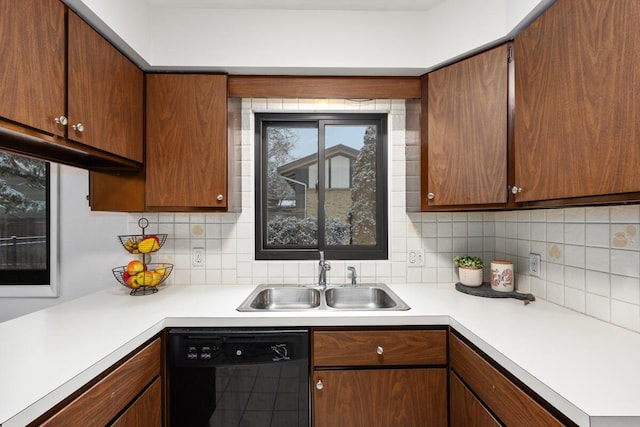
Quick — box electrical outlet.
[192,247,205,268]
[529,253,541,277]
[408,250,424,267]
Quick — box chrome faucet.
[318,251,331,288]
[347,266,357,286]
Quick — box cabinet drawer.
[313,329,446,367]
[449,333,564,427]
[42,338,161,426]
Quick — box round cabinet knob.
[72,123,85,133]
[427,192,435,200]
[53,116,68,126]
[376,346,384,355]
[316,380,324,390]
[511,186,522,195]
[216,194,224,201]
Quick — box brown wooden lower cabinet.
[313,368,446,427]
[35,338,162,427]
[312,328,447,427]
[111,378,162,427]
[449,331,574,427]
[450,371,500,427]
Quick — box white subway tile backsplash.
[611,300,640,331]
[585,247,609,273]
[611,275,640,304]
[586,270,611,297]
[586,293,611,322]
[565,287,585,313]
[611,249,640,278]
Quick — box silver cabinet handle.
[376,346,384,355]
[427,192,435,200]
[511,186,522,194]
[216,194,224,201]
[316,380,324,390]
[72,123,85,132]
[54,116,68,126]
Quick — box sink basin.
[237,283,410,311]
[325,285,410,310]
[240,286,321,311]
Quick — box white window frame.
[0,163,59,298]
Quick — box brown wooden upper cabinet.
[514,0,640,204]
[0,1,143,167]
[0,0,66,136]
[145,74,229,209]
[67,11,144,163]
[421,43,512,210]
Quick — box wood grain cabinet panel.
[312,329,447,427]
[422,43,510,209]
[67,11,143,162]
[450,371,500,427]
[40,339,161,427]
[514,0,640,202]
[146,74,228,209]
[313,368,446,427]
[110,378,161,427]
[0,0,65,136]
[449,333,566,427]
[313,329,447,366]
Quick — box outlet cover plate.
[529,253,541,277]
[192,247,205,268]
[408,250,424,267]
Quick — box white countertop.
[1,283,639,427]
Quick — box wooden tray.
[455,282,535,304]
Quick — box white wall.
[0,166,128,322]
[66,0,552,73]
[148,0,508,73]
[65,0,152,64]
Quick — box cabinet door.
[110,378,161,427]
[0,0,65,136]
[449,333,565,426]
[450,371,500,427]
[312,368,446,427]
[423,44,509,208]
[514,0,640,202]
[67,11,143,162]
[146,74,228,208]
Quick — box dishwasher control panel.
[168,328,308,367]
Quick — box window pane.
[325,125,377,246]
[0,153,48,283]
[265,125,319,247]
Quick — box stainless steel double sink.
[236,283,410,312]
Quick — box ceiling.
[145,0,445,11]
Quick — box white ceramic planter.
[458,267,483,287]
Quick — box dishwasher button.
[187,346,198,360]
[201,346,212,360]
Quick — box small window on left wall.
[0,152,58,297]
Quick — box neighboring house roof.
[277,144,360,176]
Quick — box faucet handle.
[347,266,357,285]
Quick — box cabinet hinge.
[507,45,514,63]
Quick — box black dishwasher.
[167,328,310,427]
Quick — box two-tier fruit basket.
[112,218,173,296]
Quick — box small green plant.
[453,255,483,269]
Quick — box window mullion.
[317,120,327,252]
